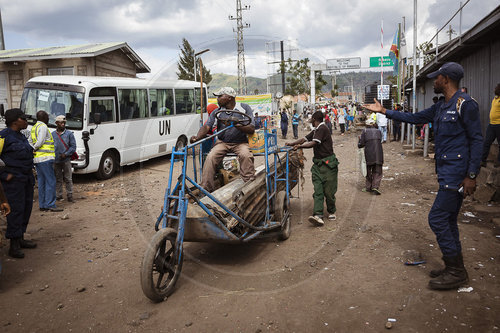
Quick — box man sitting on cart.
[190,87,256,192]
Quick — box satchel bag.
[56,131,79,161]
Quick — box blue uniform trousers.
[2,176,34,239]
[428,189,463,257]
[35,160,57,209]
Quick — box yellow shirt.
[490,96,500,124]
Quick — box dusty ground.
[0,125,499,333]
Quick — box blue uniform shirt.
[386,91,483,190]
[0,127,34,180]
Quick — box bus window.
[175,89,195,114]
[118,89,148,120]
[195,88,207,114]
[150,89,174,116]
[89,99,115,124]
[20,88,84,130]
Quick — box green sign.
[369,56,394,67]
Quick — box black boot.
[20,236,37,249]
[429,253,464,278]
[428,254,468,290]
[9,238,25,258]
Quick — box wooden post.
[199,58,204,125]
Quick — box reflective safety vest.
[31,122,55,158]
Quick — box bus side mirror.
[94,113,102,125]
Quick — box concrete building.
[0,42,150,110]
[406,5,500,133]
[405,5,500,201]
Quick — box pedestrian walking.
[286,111,339,226]
[481,83,500,167]
[376,112,388,142]
[358,118,383,194]
[30,111,63,212]
[0,109,36,258]
[364,62,483,290]
[280,109,289,139]
[338,110,346,135]
[52,115,76,202]
[392,104,402,141]
[292,110,300,139]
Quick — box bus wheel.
[175,137,187,150]
[96,151,117,180]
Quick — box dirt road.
[1,127,499,332]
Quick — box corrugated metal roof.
[0,42,150,73]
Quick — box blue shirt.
[0,127,34,180]
[292,113,300,125]
[205,103,254,144]
[52,129,77,163]
[386,91,483,189]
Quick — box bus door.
[88,97,122,163]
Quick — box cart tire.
[275,191,291,240]
[141,228,183,302]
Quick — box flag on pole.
[400,29,408,60]
[388,27,399,75]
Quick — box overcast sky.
[0,0,497,79]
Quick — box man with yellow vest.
[29,111,63,212]
[482,83,500,167]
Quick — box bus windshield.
[20,87,85,129]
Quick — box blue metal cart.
[140,110,295,302]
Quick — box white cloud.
[1,0,498,79]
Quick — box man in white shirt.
[376,112,388,143]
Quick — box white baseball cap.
[213,87,237,97]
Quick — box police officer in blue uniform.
[364,62,483,290]
[0,108,36,258]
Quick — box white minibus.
[20,76,206,179]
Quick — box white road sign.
[377,85,390,100]
[326,57,361,70]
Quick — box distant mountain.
[208,71,395,96]
[208,73,268,95]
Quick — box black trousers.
[2,175,34,239]
[482,124,500,162]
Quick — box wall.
[0,51,138,108]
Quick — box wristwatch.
[468,172,477,180]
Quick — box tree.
[277,57,327,98]
[176,38,212,84]
[417,41,435,66]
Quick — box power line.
[229,0,250,95]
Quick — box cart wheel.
[275,191,291,240]
[141,228,183,302]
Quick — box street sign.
[370,56,394,67]
[326,57,361,70]
[377,85,390,100]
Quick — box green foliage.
[176,38,212,84]
[417,41,435,66]
[277,57,326,97]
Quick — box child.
[358,118,384,194]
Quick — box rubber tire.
[275,191,291,240]
[175,136,187,150]
[96,151,117,180]
[141,228,183,302]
